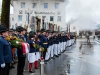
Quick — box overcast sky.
[65,0,100,30]
[66,0,100,24]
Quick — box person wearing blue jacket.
[16,26,27,75]
[40,29,48,60]
[34,35,41,69]
[0,25,12,75]
[27,32,36,73]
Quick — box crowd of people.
[0,25,75,75]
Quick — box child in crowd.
[27,32,36,73]
[34,35,40,69]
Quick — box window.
[57,16,61,21]
[32,3,37,8]
[18,15,22,21]
[12,18,14,21]
[50,16,54,21]
[44,3,48,8]
[21,2,25,8]
[55,3,59,9]
[42,16,46,20]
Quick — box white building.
[10,0,67,31]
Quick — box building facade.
[10,0,67,31]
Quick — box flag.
[20,42,30,54]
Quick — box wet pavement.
[10,39,100,75]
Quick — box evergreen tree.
[1,0,11,29]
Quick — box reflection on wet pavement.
[44,39,100,75]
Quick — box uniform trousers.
[45,46,51,60]
[17,57,26,75]
[0,63,10,75]
[43,49,47,60]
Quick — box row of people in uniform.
[27,29,75,73]
[44,31,75,61]
[0,25,75,75]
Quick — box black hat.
[16,26,26,32]
[29,32,35,38]
[29,31,36,35]
[51,31,54,33]
[41,29,46,33]
[0,25,8,33]
[46,30,52,33]
[36,30,41,33]
[9,28,14,32]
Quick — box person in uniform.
[40,29,48,62]
[27,32,36,73]
[0,25,12,75]
[24,29,28,42]
[34,35,41,69]
[8,29,16,69]
[16,26,27,75]
[53,32,58,57]
[45,31,52,61]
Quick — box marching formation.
[0,25,75,75]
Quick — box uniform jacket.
[40,35,48,49]
[0,36,12,64]
[35,41,40,52]
[27,39,36,53]
[17,35,26,57]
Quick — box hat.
[41,29,46,33]
[16,26,26,32]
[46,30,50,32]
[0,25,8,33]
[9,28,14,32]
[29,32,35,38]
[51,31,54,33]
[36,30,41,33]
[29,31,36,35]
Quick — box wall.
[10,0,66,30]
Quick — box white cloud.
[66,0,100,23]
[66,0,100,30]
